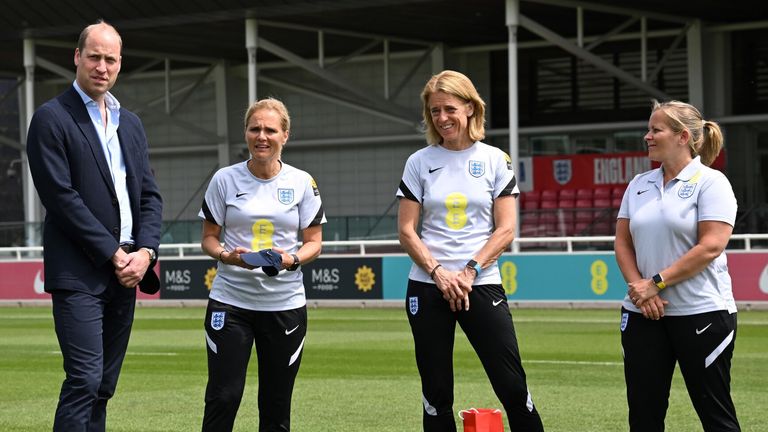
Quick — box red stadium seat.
[525,190,542,202]
[522,199,539,210]
[573,221,592,236]
[594,188,610,199]
[539,200,558,225]
[576,188,593,201]
[557,198,575,209]
[519,210,539,237]
[541,189,558,203]
[592,198,613,234]
[559,189,576,201]
[520,219,542,237]
[575,199,593,223]
[593,198,611,212]
[612,186,626,200]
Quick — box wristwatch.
[466,259,482,276]
[652,273,666,290]
[141,247,157,262]
[288,253,301,271]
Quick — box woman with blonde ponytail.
[615,100,741,431]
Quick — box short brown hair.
[77,20,122,52]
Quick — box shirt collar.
[72,80,121,111]
[647,155,703,185]
[675,156,703,182]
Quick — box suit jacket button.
[112,198,118,206]
[112,227,119,234]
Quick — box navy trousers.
[51,282,136,432]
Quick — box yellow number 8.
[251,219,274,251]
[444,192,468,230]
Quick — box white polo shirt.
[617,156,737,315]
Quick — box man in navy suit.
[26,20,162,432]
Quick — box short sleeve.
[494,150,518,198]
[697,172,737,226]
[396,153,422,203]
[199,170,226,226]
[299,174,326,229]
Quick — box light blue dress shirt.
[73,81,133,244]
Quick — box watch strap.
[466,259,481,276]
[288,253,301,271]
[141,247,156,261]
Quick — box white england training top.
[618,156,737,315]
[199,160,326,311]
[397,141,518,285]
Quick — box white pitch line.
[48,351,178,356]
[526,359,622,366]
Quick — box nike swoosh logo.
[236,192,247,198]
[492,299,504,306]
[33,270,45,294]
[285,325,300,335]
[428,167,443,174]
[636,189,649,195]
[696,323,712,335]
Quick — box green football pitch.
[1,306,766,431]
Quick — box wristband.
[652,273,666,290]
[466,259,481,276]
[429,264,442,280]
[218,250,226,263]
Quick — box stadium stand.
[518,187,624,238]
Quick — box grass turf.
[0,306,766,431]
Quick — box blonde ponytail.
[651,100,724,167]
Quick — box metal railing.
[1,234,766,260]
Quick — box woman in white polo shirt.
[397,70,543,432]
[615,100,740,431]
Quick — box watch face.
[144,248,156,260]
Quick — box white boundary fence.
[1,234,767,260]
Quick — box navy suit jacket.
[26,86,163,294]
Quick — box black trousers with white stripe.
[621,308,740,432]
[202,299,307,432]
[406,280,544,432]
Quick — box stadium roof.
[0,0,764,78]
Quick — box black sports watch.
[466,259,481,276]
[652,273,666,290]
[288,254,301,271]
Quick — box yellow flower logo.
[354,265,375,292]
[204,267,217,291]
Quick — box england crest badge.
[468,160,485,178]
[409,296,419,315]
[620,312,628,332]
[211,311,226,330]
[278,188,294,205]
[553,159,572,185]
[678,183,696,199]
